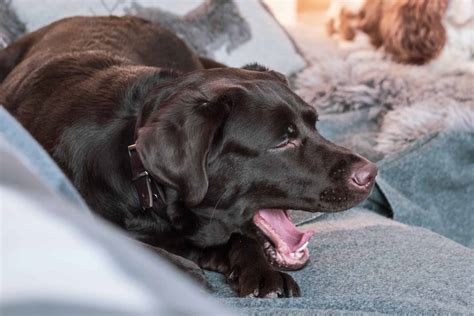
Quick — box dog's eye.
[287,124,297,137]
[274,124,298,149]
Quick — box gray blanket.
[376,132,474,248]
[2,103,473,315]
[209,208,474,314]
[316,112,474,248]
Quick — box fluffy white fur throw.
[289,11,473,157]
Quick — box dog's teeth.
[297,242,308,253]
[291,251,304,259]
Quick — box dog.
[327,0,449,64]
[326,0,365,41]
[0,16,377,298]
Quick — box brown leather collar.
[128,111,166,210]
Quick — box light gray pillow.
[8,0,306,75]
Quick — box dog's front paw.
[227,267,300,298]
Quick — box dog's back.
[0,16,202,151]
[0,16,202,82]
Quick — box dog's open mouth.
[253,209,314,270]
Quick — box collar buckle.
[128,143,155,210]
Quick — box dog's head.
[136,64,377,269]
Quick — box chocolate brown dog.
[0,16,377,298]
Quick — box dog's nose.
[351,163,378,187]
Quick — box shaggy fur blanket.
[290,21,473,159]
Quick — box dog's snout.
[351,163,378,188]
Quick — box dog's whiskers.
[208,190,227,226]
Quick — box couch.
[1,1,473,314]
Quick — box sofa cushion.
[7,0,306,75]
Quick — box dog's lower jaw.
[253,209,314,270]
[263,240,310,270]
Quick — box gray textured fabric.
[314,103,474,247]
[208,208,474,314]
[0,107,89,211]
[376,131,474,248]
[126,0,251,58]
[0,0,25,48]
[291,118,474,248]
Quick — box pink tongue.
[257,209,314,252]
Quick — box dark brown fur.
[0,16,377,297]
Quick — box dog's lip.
[348,180,376,193]
[253,209,314,270]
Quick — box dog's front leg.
[199,234,301,298]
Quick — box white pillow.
[0,132,233,316]
[10,0,306,75]
[216,0,306,75]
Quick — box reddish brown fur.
[331,0,449,64]
[339,9,360,41]
[326,8,362,41]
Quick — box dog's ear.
[242,63,289,86]
[136,86,240,207]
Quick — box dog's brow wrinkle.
[221,141,259,157]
